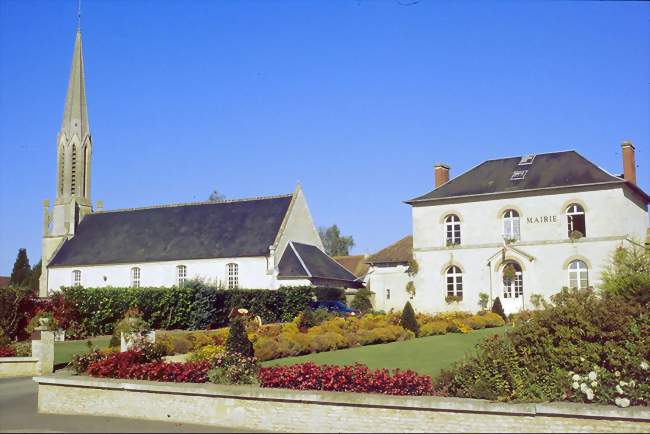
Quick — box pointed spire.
[61,29,89,141]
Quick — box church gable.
[49,195,293,267]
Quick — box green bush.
[491,297,507,322]
[435,288,650,406]
[400,301,419,335]
[54,285,314,337]
[225,317,254,357]
[350,288,373,313]
[207,352,258,385]
[0,286,33,340]
[601,244,650,304]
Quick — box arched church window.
[568,260,589,289]
[503,209,520,241]
[444,214,461,246]
[227,263,239,289]
[446,266,463,300]
[177,265,187,287]
[131,267,141,288]
[566,204,586,238]
[71,145,77,195]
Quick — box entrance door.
[501,261,524,314]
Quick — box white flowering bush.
[565,361,649,407]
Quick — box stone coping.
[0,357,38,363]
[33,374,650,422]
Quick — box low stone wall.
[35,375,650,433]
[0,357,40,378]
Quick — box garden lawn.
[262,327,506,378]
[54,336,111,365]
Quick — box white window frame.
[446,266,463,299]
[503,209,521,241]
[566,204,586,237]
[131,267,141,288]
[444,214,461,245]
[227,263,239,289]
[502,262,523,299]
[568,260,589,289]
[72,269,81,286]
[177,265,187,287]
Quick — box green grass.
[54,336,111,365]
[262,327,506,379]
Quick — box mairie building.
[399,148,649,314]
[39,29,358,295]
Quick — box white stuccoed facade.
[410,185,647,314]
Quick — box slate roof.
[49,195,294,267]
[366,236,413,265]
[278,242,359,283]
[407,151,649,204]
[333,255,370,278]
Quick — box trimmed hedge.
[47,284,315,337]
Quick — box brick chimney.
[621,141,636,185]
[434,163,450,188]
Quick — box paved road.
[0,377,256,433]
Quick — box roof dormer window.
[518,155,536,166]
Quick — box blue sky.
[0,0,648,273]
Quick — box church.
[39,29,359,296]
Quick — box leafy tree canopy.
[318,225,355,256]
[10,248,31,287]
[208,190,226,202]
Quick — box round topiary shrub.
[400,301,419,335]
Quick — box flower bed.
[258,362,434,396]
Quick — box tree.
[225,317,254,357]
[318,225,355,256]
[400,301,419,335]
[208,190,226,202]
[10,248,31,287]
[30,260,42,293]
[601,243,650,304]
[351,287,373,313]
[491,297,507,323]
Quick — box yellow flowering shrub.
[479,312,506,327]
[189,344,224,362]
[419,320,449,337]
[462,315,487,330]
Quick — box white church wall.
[47,256,273,292]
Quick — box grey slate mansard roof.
[407,150,650,204]
[278,242,359,284]
[49,195,294,267]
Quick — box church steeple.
[60,29,89,149]
[40,14,94,297]
[54,28,92,214]
[50,28,93,236]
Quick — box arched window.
[568,260,589,289]
[386,288,391,300]
[503,209,520,241]
[502,261,523,299]
[176,265,187,287]
[72,270,81,287]
[446,266,463,299]
[566,204,586,238]
[131,267,141,288]
[444,214,461,245]
[227,263,239,289]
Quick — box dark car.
[308,300,360,317]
